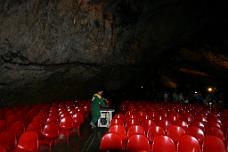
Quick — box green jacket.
[91,94,107,117]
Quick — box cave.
[0,0,228,151]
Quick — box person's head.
[97,90,103,96]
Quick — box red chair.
[138,111,148,120]
[148,111,158,121]
[168,114,178,123]
[152,135,175,152]
[9,121,25,138]
[0,120,6,132]
[46,116,59,124]
[195,116,207,123]
[127,125,145,138]
[202,135,226,152]
[141,119,156,132]
[72,112,84,137]
[205,121,221,129]
[110,118,124,126]
[157,120,172,131]
[0,145,6,152]
[187,126,204,144]
[125,118,140,130]
[167,125,185,143]
[205,126,225,141]
[190,122,205,131]
[183,115,194,124]
[0,130,16,151]
[147,126,165,142]
[26,122,42,135]
[177,135,201,152]
[207,115,221,123]
[6,114,17,127]
[108,125,126,142]
[126,134,150,152]
[40,123,59,152]
[113,114,125,120]
[99,133,124,151]
[176,120,188,130]
[59,116,73,144]
[15,131,39,152]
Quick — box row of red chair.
[118,101,228,135]
[110,117,226,142]
[100,101,228,151]
[0,100,90,152]
[100,132,226,152]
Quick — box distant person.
[90,90,108,128]
[164,92,169,102]
[178,93,184,102]
[172,92,178,102]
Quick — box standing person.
[90,90,107,128]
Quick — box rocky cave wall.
[0,0,227,105]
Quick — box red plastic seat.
[108,125,126,141]
[157,120,172,131]
[176,120,188,131]
[182,115,194,124]
[110,118,124,126]
[0,130,16,151]
[127,125,145,138]
[168,114,178,123]
[152,135,175,152]
[190,122,205,131]
[202,135,226,152]
[205,126,225,141]
[46,116,59,124]
[9,121,25,138]
[148,111,158,121]
[32,115,47,126]
[26,122,42,135]
[125,118,140,130]
[147,126,165,142]
[177,135,201,152]
[6,114,17,127]
[99,133,124,151]
[187,126,205,144]
[15,131,39,152]
[59,116,73,144]
[167,125,185,143]
[141,119,156,132]
[207,115,221,123]
[72,112,84,137]
[0,120,6,132]
[138,111,148,120]
[205,121,221,128]
[0,145,6,152]
[126,134,150,152]
[40,123,59,152]
[113,114,125,120]
[195,116,207,123]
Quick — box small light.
[194,91,198,94]
[208,87,213,92]
[141,86,144,89]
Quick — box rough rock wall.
[0,0,227,104]
[0,0,137,104]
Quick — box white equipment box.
[97,109,115,128]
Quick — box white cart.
[97,109,115,128]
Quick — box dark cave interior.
[0,0,227,106]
